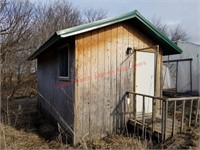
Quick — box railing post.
[152,98,156,135]
[161,100,165,142]
[172,101,176,136]
[188,99,193,127]
[133,93,137,133]
[195,99,200,123]
[181,100,185,132]
[142,96,145,138]
[164,100,168,141]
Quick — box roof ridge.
[28,10,182,60]
[56,10,138,36]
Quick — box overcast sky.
[30,0,200,44]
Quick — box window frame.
[58,44,70,81]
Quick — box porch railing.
[126,91,200,142]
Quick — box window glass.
[59,46,69,77]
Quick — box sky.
[30,0,200,44]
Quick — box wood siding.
[37,41,75,140]
[74,22,162,142]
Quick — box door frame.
[133,46,159,115]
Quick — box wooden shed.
[28,10,183,144]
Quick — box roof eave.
[27,10,183,60]
[27,33,60,60]
[134,11,183,55]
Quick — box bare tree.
[150,16,190,42]
[82,8,107,23]
[169,24,190,42]
[0,0,108,102]
[150,16,169,37]
[34,0,82,46]
[1,0,36,100]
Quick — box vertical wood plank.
[104,27,111,132]
[195,99,200,123]
[108,27,113,131]
[172,101,176,136]
[90,30,98,137]
[82,33,90,136]
[108,26,117,132]
[117,24,124,130]
[76,34,84,138]
[189,99,193,127]
[102,28,106,133]
[181,100,185,131]
[110,25,117,132]
[97,28,105,134]
[88,33,92,140]
[74,36,79,144]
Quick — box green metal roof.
[28,10,182,60]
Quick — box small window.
[59,45,69,79]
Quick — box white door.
[135,51,155,114]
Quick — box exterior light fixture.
[126,47,133,55]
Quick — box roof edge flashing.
[60,15,136,38]
[28,10,183,60]
[56,10,138,36]
[135,12,182,54]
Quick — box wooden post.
[172,101,176,136]
[181,100,185,132]
[152,98,156,134]
[161,101,165,142]
[133,48,136,134]
[142,96,145,138]
[195,99,199,123]
[188,99,193,127]
[133,93,137,133]
[164,101,168,141]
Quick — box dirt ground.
[1,97,200,149]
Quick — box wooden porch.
[125,91,200,143]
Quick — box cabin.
[28,10,200,145]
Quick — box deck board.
[129,115,181,139]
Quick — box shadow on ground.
[1,98,64,149]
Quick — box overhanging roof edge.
[27,33,60,60]
[28,10,183,60]
[135,11,183,54]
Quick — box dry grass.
[1,97,199,149]
[77,134,148,149]
[1,98,148,149]
[153,126,200,149]
[0,124,147,150]
[0,124,49,149]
